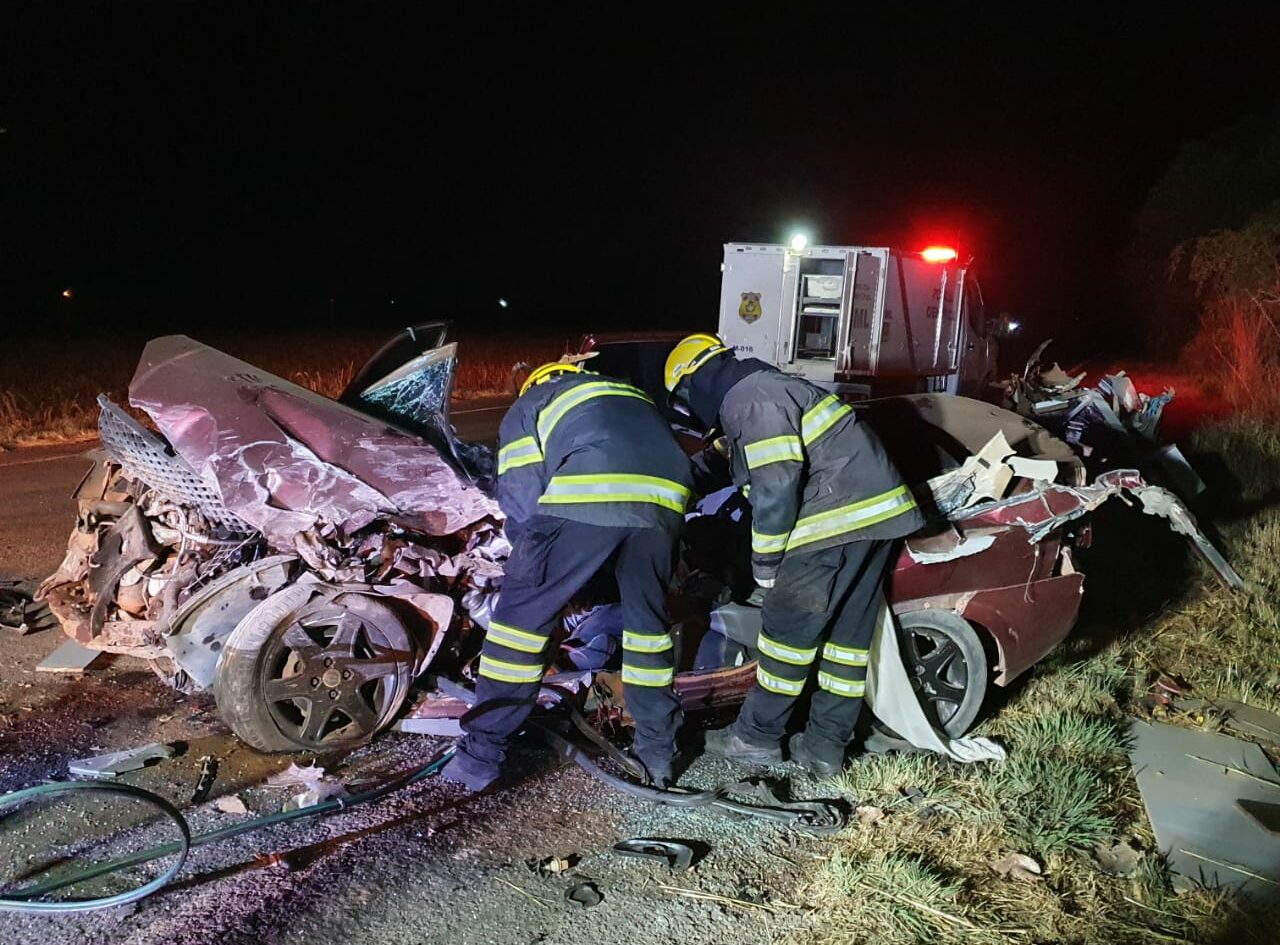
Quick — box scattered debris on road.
[67,742,177,779]
[988,852,1044,882]
[213,794,249,815]
[1169,696,1280,748]
[1,584,34,634]
[1002,340,1207,502]
[854,805,885,825]
[36,637,105,673]
[563,881,603,908]
[612,838,696,871]
[1092,840,1144,877]
[391,714,463,736]
[527,854,578,877]
[190,755,218,804]
[269,762,348,810]
[1128,718,1280,895]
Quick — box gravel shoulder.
[0,621,836,945]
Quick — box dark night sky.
[3,3,1279,352]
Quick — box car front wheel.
[213,585,418,753]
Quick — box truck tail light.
[921,246,958,263]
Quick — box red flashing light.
[920,246,958,264]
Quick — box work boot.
[642,757,674,789]
[440,750,500,792]
[788,731,844,779]
[703,726,783,766]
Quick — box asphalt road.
[0,441,98,583]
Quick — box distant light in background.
[61,287,74,299]
[920,246,958,263]
[498,298,509,309]
[1007,319,1021,333]
[789,233,809,252]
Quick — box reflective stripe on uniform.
[538,473,691,513]
[743,434,804,470]
[751,528,789,555]
[497,436,543,474]
[822,641,868,667]
[536,381,653,442]
[786,485,917,549]
[801,394,853,446]
[756,665,805,696]
[757,632,818,666]
[486,620,547,654]
[478,654,544,684]
[621,664,675,687]
[817,671,865,698]
[622,630,673,653]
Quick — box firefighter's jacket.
[496,371,694,537]
[718,362,923,580]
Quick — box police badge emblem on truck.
[738,291,762,324]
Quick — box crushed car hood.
[129,335,500,548]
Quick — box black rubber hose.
[532,722,722,807]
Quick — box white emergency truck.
[717,241,1003,399]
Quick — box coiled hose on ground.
[0,689,844,914]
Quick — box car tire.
[213,584,417,753]
[871,610,989,745]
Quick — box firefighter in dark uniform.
[443,361,694,791]
[663,334,924,777]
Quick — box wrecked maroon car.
[37,326,1239,754]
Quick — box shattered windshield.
[357,342,458,432]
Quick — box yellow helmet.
[519,361,584,397]
[664,333,730,392]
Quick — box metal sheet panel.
[1129,720,1280,895]
[879,253,960,377]
[128,335,500,551]
[845,250,887,374]
[717,244,793,364]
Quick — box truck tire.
[213,585,417,753]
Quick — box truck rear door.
[878,253,964,385]
[843,249,889,375]
[718,244,794,363]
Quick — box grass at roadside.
[1,329,562,448]
[792,416,1280,944]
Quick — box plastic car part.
[564,882,603,907]
[612,838,696,870]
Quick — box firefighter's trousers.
[734,539,895,754]
[459,515,682,773]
